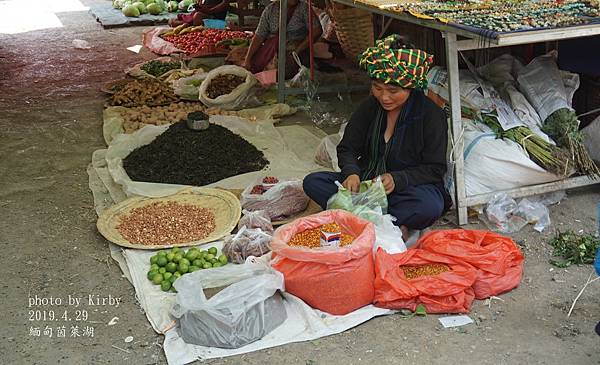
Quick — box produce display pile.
[377,0,600,33]
[161,27,252,55]
[114,0,196,17]
[123,121,269,186]
[110,79,177,107]
[146,246,228,292]
[206,74,246,99]
[117,201,216,245]
[140,59,181,77]
[400,263,451,279]
[119,102,206,133]
[287,223,355,248]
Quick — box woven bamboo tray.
[97,187,241,250]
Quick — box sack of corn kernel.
[374,248,478,314]
[271,210,376,315]
[241,178,310,222]
[417,229,524,299]
[198,65,261,111]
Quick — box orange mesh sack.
[417,229,524,299]
[374,248,478,314]
[271,210,376,315]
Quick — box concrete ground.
[0,1,599,364]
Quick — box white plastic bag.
[199,65,261,110]
[373,215,407,254]
[314,123,347,170]
[289,52,310,89]
[514,198,550,232]
[238,209,273,233]
[171,260,286,349]
[223,226,273,264]
[240,178,309,221]
[582,115,600,163]
[173,73,208,100]
[517,52,570,122]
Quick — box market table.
[276,0,600,224]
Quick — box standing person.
[303,34,452,237]
[240,0,321,78]
[168,0,231,27]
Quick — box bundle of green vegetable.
[141,60,181,77]
[542,108,600,177]
[549,230,600,268]
[480,112,571,177]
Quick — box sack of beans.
[417,229,524,299]
[198,65,260,110]
[374,248,478,314]
[241,177,310,222]
[271,210,376,315]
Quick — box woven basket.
[330,5,374,63]
[96,187,241,250]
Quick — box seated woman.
[168,0,230,27]
[303,35,452,237]
[240,0,321,78]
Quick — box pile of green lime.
[147,246,228,292]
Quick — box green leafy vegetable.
[548,230,600,268]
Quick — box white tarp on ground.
[117,247,391,364]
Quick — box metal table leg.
[444,32,468,225]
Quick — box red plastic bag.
[417,229,524,299]
[271,210,376,315]
[374,248,478,314]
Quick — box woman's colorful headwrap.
[358,34,434,90]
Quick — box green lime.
[160,280,172,292]
[156,256,168,267]
[180,258,190,267]
[212,262,222,268]
[205,253,215,261]
[188,265,199,273]
[150,255,159,265]
[163,272,173,281]
[172,247,182,253]
[208,247,218,255]
[188,247,199,253]
[158,267,167,274]
[166,262,178,273]
[200,250,208,257]
[166,253,175,262]
[173,271,182,279]
[218,254,228,264]
[202,262,212,269]
[157,250,167,256]
[150,264,159,271]
[178,263,189,274]
[147,270,158,280]
[151,273,164,285]
[170,286,177,293]
[173,253,183,263]
[169,275,177,284]
[185,250,199,261]
[165,249,172,255]
[210,258,217,264]
[192,259,203,267]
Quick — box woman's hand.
[380,173,395,195]
[342,174,360,193]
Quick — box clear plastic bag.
[514,198,550,232]
[241,179,309,221]
[173,73,208,100]
[171,260,286,349]
[326,178,388,224]
[373,214,407,255]
[238,209,273,233]
[484,193,528,233]
[223,226,272,264]
[314,123,347,170]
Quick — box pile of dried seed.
[400,263,450,279]
[288,223,354,248]
[117,201,216,245]
[206,74,246,99]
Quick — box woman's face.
[371,81,411,111]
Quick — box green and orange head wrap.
[358,34,434,90]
